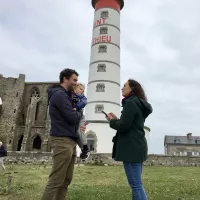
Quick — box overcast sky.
[0,0,200,154]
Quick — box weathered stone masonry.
[3,152,200,167]
[0,74,57,152]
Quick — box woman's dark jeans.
[123,162,148,200]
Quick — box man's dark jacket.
[48,85,82,140]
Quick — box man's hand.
[109,112,118,119]
[80,125,86,133]
[84,121,89,126]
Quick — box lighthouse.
[83,0,125,153]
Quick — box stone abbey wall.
[0,74,25,149]
[0,74,55,152]
[3,152,200,167]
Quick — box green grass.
[0,164,200,200]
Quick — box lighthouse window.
[98,45,107,53]
[100,27,108,34]
[96,84,105,92]
[101,11,109,18]
[95,104,104,113]
[97,64,106,72]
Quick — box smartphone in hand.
[101,111,108,117]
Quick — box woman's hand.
[106,114,114,121]
[109,112,118,119]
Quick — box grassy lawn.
[0,164,200,200]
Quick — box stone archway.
[17,135,24,151]
[86,131,97,153]
[32,135,42,150]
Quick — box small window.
[9,140,12,144]
[97,64,106,72]
[101,11,109,18]
[195,139,200,144]
[16,92,18,97]
[100,27,108,34]
[99,45,107,53]
[187,152,192,157]
[96,84,105,92]
[95,104,104,113]
[174,139,180,143]
[14,109,16,113]
[193,152,198,156]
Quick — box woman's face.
[122,81,132,97]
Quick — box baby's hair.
[74,83,85,90]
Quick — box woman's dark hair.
[128,79,147,100]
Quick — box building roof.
[164,135,200,146]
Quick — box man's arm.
[52,91,82,125]
[109,101,137,133]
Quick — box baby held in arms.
[72,83,90,160]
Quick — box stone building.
[0,74,56,152]
[164,133,200,156]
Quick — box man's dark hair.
[59,68,79,83]
[128,79,147,101]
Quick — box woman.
[106,79,153,200]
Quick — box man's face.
[63,74,78,91]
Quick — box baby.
[72,83,90,160]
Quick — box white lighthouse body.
[81,0,124,154]
[144,127,150,154]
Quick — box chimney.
[187,133,192,139]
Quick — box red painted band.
[95,0,120,12]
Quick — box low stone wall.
[3,152,200,167]
[145,154,200,167]
[4,151,52,165]
[83,153,200,167]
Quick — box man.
[0,141,6,171]
[41,69,86,200]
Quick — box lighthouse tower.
[84,0,124,153]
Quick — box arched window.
[30,87,40,98]
[87,134,95,151]
[29,87,41,119]
[86,132,98,152]
[17,135,24,151]
[32,135,42,150]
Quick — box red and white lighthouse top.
[92,0,124,12]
